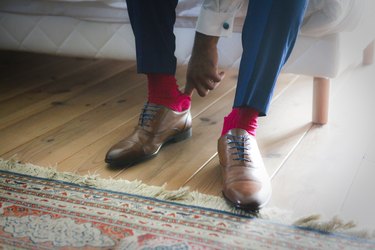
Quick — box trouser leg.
[126,0,178,75]
[234,0,308,116]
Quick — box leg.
[126,0,178,74]
[219,0,308,211]
[313,77,330,125]
[126,0,190,112]
[106,1,192,167]
[234,0,308,115]
[363,40,374,66]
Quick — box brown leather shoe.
[105,103,192,167]
[218,128,271,211]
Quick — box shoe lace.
[138,103,161,127]
[227,135,251,162]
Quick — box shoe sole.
[105,128,192,168]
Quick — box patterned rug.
[1,160,374,249]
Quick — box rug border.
[1,167,374,244]
[0,159,255,216]
[0,169,254,219]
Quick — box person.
[105,0,308,211]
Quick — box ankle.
[147,73,191,112]
[221,107,258,136]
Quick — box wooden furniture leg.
[312,77,330,125]
[363,40,374,65]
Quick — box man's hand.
[185,32,225,97]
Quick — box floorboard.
[1,67,144,165]
[0,61,135,155]
[269,63,375,224]
[0,55,97,101]
[0,51,63,80]
[0,60,135,130]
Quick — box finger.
[203,79,215,90]
[212,80,221,90]
[184,82,194,96]
[195,83,209,97]
[210,70,226,83]
[218,71,225,81]
[203,75,222,91]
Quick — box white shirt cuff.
[196,7,235,37]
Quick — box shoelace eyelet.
[227,135,251,162]
[138,103,161,127]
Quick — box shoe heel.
[170,128,192,143]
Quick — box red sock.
[221,107,259,136]
[147,74,191,112]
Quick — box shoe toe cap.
[105,142,143,166]
[223,181,271,210]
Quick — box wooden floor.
[1,51,374,228]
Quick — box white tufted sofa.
[0,0,374,124]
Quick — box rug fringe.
[1,158,374,239]
[0,159,242,214]
[293,214,375,239]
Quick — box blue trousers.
[126,0,308,116]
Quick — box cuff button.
[223,22,230,30]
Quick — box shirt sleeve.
[196,0,245,37]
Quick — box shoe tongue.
[228,128,248,137]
